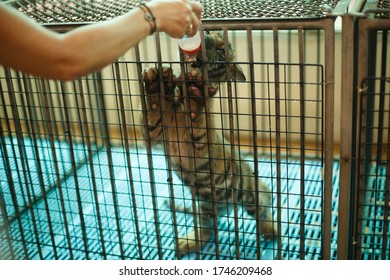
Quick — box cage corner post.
[337,10,356,260]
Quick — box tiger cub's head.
[182,30,246,83]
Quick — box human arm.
[0,0,202,81]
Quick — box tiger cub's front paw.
[185,68,219,98]
[184,68,219,120]
[143,67,178,110]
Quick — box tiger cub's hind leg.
[241,173,278,239]
[165,198,214,256]
[176,200,217,257]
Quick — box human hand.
[148,0,203,38]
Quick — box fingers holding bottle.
[184,0,202,37]
[148,0,203,38]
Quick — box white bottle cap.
[178,31,201,54]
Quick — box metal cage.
[0,0,369,260]
[339,0,390,260]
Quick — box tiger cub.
[141,67,276,255]
[140,31,276,256]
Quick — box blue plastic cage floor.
[0,138,388,259]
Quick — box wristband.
[139,3,156,35]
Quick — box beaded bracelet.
[139,3,156,35]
